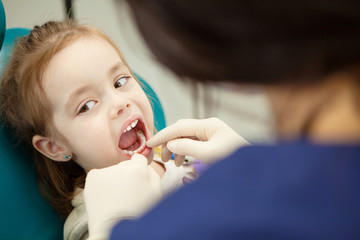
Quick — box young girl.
[0,20,195,240]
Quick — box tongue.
[118,128,137,149]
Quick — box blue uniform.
[111,140,360,239]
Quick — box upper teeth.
[124,119,138,133]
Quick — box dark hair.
[125,0,360,84]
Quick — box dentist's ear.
[32,135,70,162]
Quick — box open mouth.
[118,118,148,156]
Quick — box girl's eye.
[114,76,129,89]
[78,100,96,114]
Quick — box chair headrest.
[0,1,6,51]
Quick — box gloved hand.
[84,154,162,239]
[147,118,250,166]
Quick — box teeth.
[122,130,146,156]
[123,119,138,133]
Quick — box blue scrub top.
[111,140,360,239]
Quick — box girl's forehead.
[41,38,124,94]
[46,37,121,73]
[42,34,130,91]
[62,36,115,54]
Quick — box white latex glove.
[84,154,162,240]
[147,118,250,166]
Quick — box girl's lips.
[138,146,152,158]
[118,115,148,143]
[118,115,152,158]
[119,115,144,137]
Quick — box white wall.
[2,0,276,143]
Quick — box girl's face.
[42,37,154,172]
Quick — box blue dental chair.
[0,2,165,239]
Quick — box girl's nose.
[110,97,130,119]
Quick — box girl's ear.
[32,135,70,162]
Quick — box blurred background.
[2,0,276,143]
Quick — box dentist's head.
[123,0,360,85]
[124,0,360,141]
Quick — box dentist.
[85,0,360,239]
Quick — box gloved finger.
[166,138,214,162]
[116,153,148,173]
[174,154,185,167]
[161,143,173,163]
[129,153,149,165]
[146,119,209,148]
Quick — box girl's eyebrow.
[65,62,127,111]
[108,62,127,78]
[65,85,91,110]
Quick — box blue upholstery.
[0,4,64,238]
[135,73,166,131]
[0,28,30,74]
[0,121,64,239]
[0,0,4,50]
[0,11,166,239]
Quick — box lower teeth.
[122,130,146,156]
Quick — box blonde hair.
[0,20,134,218]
